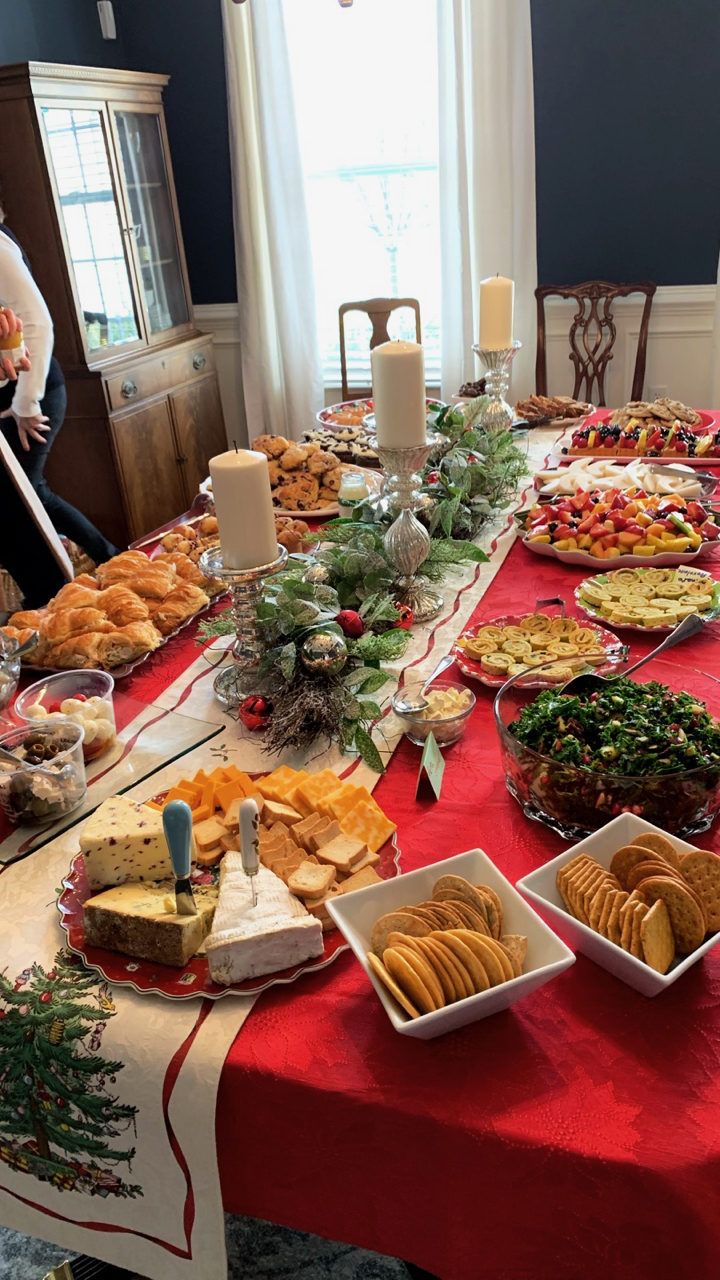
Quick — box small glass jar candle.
[338,471,369,516]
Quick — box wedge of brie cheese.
[206,855,324,985]
[79,795,174,890]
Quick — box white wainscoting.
[196,286,718,442]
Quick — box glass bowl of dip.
[392,680,476,747]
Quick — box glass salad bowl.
[0,719,87,825]
[493,659,720,838]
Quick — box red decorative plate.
[453,611,626,689]
[57,833,402,1001]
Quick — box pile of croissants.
[2,517,223,671]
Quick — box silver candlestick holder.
[199,544,288,709]
[472,339,522,432]
[370,431,444,623]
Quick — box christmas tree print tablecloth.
[0,815,253,1280]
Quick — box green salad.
[510,678,720,775]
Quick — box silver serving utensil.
[239,796,260,907]
[560,612,704,699]
[163,799,198,916]
[0,630,39,661]
[393,653,456,714]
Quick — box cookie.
[252,433,288,458]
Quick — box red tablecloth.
[213,534,720,1280]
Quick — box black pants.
[1,381,119,567]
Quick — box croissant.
[117,621,163,655]
[94,630,137,668]
[44,607,118,646]
[97,585,150,625]
[8,608,48,630]
[156,551,207,587]
[48,583,101,612]
[95,551,151,586]
[73,573,100,589]
[149,583,209,635]
[128,567,176,600]
[49,632,107,669]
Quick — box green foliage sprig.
[423,401,528,540]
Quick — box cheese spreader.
[239,796,260,907]
[163,799,198,916]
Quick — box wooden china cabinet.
[0,63,227,547]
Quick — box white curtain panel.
[222,0,323,441]
[437,0,537,401]
[707,250,712,404]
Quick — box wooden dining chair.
[535,281,657,406]
[338,297,422,400]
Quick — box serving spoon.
[560,611,705,699]
[393,653,456,714]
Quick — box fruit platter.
[516,488,720,568]
[575,566,720,633]
[560,411,719,463]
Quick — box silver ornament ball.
[300,630,348,676]
[302,562,330,585]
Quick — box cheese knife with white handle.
[239,796,260,907]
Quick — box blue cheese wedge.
[206,855,324,985]
[79,795,177,889]
[83,881,217,967]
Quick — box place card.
[415,731,445,801]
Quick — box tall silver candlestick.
[472,339,522,432]
[199,544,288,709]
[370,431,444,623]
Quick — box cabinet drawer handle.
[192,352,207,371]
[121,379,138,400]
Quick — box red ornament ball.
[393,603,414,630]
[40,992,52,1004]
[335,609,364,639]
[238,694,272,732]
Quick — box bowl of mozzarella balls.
[15,669,117,763]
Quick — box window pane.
[41,106,140,351]
[283,0,440,389]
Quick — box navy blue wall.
[531,0,720,285]
[1,0,718,298]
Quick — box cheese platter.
[57,764,402,1000]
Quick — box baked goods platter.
[514,394,593,427]
[516,486,720,568]
[200,450,382,518]
[556,399,720,464]
[2,538,226,679]
[57,763,401,1000]
[307,398,446,467]
[453,610,626,688]
[575,566,720,632]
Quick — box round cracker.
[626,860,684,892]
[391,943,445,1009]
[366,952,420,1019]
[679,849,720,930]
[609,844,662,887]
[638,876,706,954]
[476,884,504,934]
[371,910,430,958]
[384,947,438,1014]
[432,875,495,923]
[501,933,527,974]
[431,900,473,930]
[445,899,491,934]
[412,936,461,1004]
[630,832,682,871]
[452,929,514,982]
[430,931,489,994]
[428,939,474,999]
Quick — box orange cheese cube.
[191,803,213,824]
[165,785,199,809]
[340,798,396,854]
[215,778,247,814]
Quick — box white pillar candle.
[478,275,514,349]
[371,340,427,449]
[209,448,278,571]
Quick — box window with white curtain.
[283,0,441,391]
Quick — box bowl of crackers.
[328,848,575,1038]
[517,813,720,996]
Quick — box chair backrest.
[338,297,422,401]
[535,280,657,406]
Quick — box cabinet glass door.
[114,110,190,336]
[41,106,141,352]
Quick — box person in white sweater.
[0,213,118,574]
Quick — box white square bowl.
[516,812,720,997]
[327,847,575,1039]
